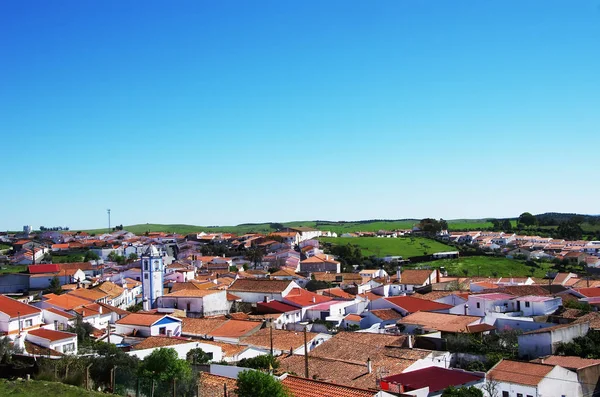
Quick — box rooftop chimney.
[312,296,316,303]
[396,266,402,282]
[367,358,372,374]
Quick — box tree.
[236,370,289,397]
[482,375,500,397]
[517,212,537,227]
[186,348,211,365]
[442,386,483,397]
[84,250,100,261]
[237,354,279,371]
[556,220,583,240]
[501,219,512,231]
[127,253,138,263]
[246,247,265,268]
[47,275,62,295]
[138,348,192,383]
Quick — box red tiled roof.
[384,296,452,313]
[488,360,553,386]
[399,312,480,333]
[281,375,374,397]
[284,288,332,307]
[344,314,362,322]
[531,356,600,370]
[208,320,262,338]
[28,328,76,342]
[132,336,193,350]
[370,309,403,321]
[256,300,300,314]
[0,295,41,318]
[398,269,434,285]
[28,264,60,274]
[228,279,292,293]
[44,307,76,320]
[575,287,600,298]
[43,294,94,310]
[116,314,177,327]
[381,367,483,393]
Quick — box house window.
[62,343,75,353]
[527,395,533,397]
[476,302,480,309]
[144,274,148,280]
[206,352,214,360]
[24,319,33,327]
[502,392,509,397]
[186,302,191,312]
[143,260,149,271]
[525,301,530,308]
[159,327,166,335]
[517,394,523,397]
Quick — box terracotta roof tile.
[241,328,319,351]
[398,269,435,285]
[28,328,76,342]
[132,336,193,350]
[531,355,600,370]
[399,312,480,333]
[198,373,238,397]
[284,288,332,307]
[384,296,453,313]
[116,314,176,327]
[281,375,374,397]
[228,279,292,293]
[0,295,41,318]
[370,309,403,321]
[488,360,553,386]
[181,317,228,336]
[208,320,262,338]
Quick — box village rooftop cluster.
[1,225,600,396]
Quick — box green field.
[320,237,454,258]
[416,256,552,278]
[0,379,118,397]
[0,265,27,274]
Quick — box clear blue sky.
[1,1,599,230]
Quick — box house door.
[516,301,521,311]
[187,302,191,312]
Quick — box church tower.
[141,245,164,310]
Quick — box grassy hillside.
[416,256,552,278]
[321,237,454,258]
[80,219,500,235]
[0,379,118,397]
[0,265,27,274]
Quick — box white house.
[227,279,299,303]
[25,328,78,355]
[42,307,76,331]
[488,359,582,397]
[115,314,182,337]
[467,293,516,317]
[0,295,43,335]
[359,269,388,279]
[157,289,229,317]
[512,296,562,317]
[518,322,589,359]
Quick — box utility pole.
[172,378,176,397]
[107,209,111,233]
[269,319,273,356]
[304,326,309,378]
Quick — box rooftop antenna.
[107,209,111,233]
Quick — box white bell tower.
[141,245,164,310]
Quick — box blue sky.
[1,1,599,230]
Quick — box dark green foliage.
[556,220,583,240]
[186,348,212,365]
[47,275,62,295]
[138,348,192,382]
[442,386,484,397]
[326,243,363,271]
[236,370,289,397]
[518,212,537,227]
[556,330,600,358]
[84,251,100,261]
[446,330,521,363]
[305,279,333,292]
[237,355,279,370]
[563,300,592,312]
[418,218,446,234]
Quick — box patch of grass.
[416,256,552,278]
[0,379,119,397]
[0,244,11,250]
[0,265,27,274]
[320,237,455,258]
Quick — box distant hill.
[66,212,600,236]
